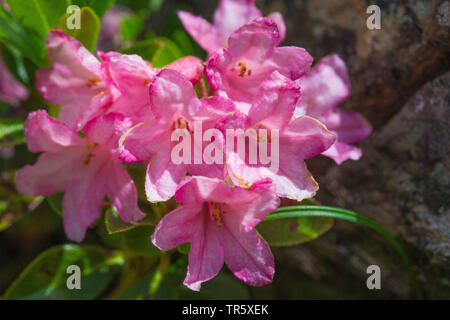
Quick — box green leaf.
[0,43,29,85]
[47,193,63,216]
[0,118,23,139]
[71,0,115,18]
[266,205,423,299]
[257,215,333,247]
[3,244,124,300]
[55,6,100,52]
[0,7,45,66]
[104,206,156,234]
[122,37,183,67]
[121,226,161,256]
[176,243,190,255]
[120,11,146,42]
[0,118,25,148]
[6,0,70,39]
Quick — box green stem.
[146,252,171,298]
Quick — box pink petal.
[99,52,154,122]
[15,151,84,196]
[118,121,167,163]
[281,115,337,159]
[145,141,188,202]
[184,217,224,291]
[247,71,299,129]
[174,176,234,206]
[227,17,281,55]
[177,11,222,55]
[149,69,201,122]
[62,157,108,242]
[219,214,274,287]
[213,0,262,46]
[0,53,28,106]
[36,30,109,130]
[205,18,312,104]
[270,157,319,201]
[151,205,202,250]
[164,56,204,85]
[297,54,350,118]
[321,141,362,165]
[104,159,145,223]
[83,113,133,149]
[323,109,372,144]
[151,203,224,291]
[267,12,286,41]
[23,110,83,153]
[225,178,279,230]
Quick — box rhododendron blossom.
[221,71,336,201]
[178,0,286,55]
[295,54,372,164]
[152,176,279,290]
[205,19,371,164]
[119,69,235,202]
[10,0,374,294]
[205,18,313,114]
[15,111,145,241]
[37,30,204,131]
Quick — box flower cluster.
[15,0,371,291]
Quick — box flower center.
[208,202,227,228]
[171,117,193,133]
[83,142,99,165]
[230,61,252,77]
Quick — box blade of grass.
[266,205,423,299]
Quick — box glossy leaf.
[104,206,157,234]
[55,6,100,52]
[1,43,29,86]
[0,7,45,66]
[47,193,63,216]
[121,37,183,67]
[257,215,333,247]
[6,0,70,39]
[121,226,161,257]
[71,0,115,18]
[0,118,25,148]
[3,244,124,300]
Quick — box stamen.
[208,202,225,228]
[172,117,193,133]
[86,77,101,88]
[83,143,98,165]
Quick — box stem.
[146,252,171,299]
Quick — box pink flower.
[295,55,372,164]
[15,110,145,242]
[178,0,286,55]
[221,71,336,201]
[163,56,204,85]
[152,176,279,291]
[37,30,204,131]
[98,51,157,124]
[0,51,28,106]
[36,30,115,131]
[119,69,234,202]
[205,18,312,113]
